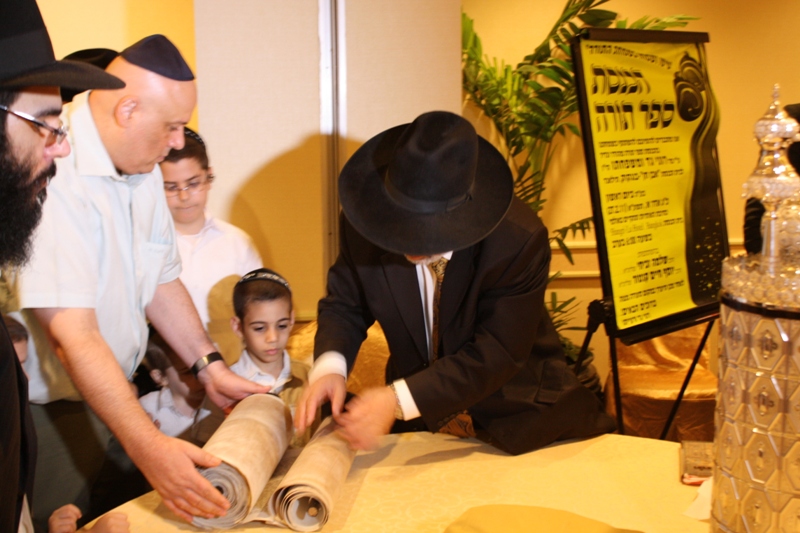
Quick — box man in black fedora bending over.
[296,111,615,455]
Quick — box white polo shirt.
[177,214,262,328]
[19,92,182,404]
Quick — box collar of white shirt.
[232,349,293,391]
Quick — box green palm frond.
[463,1,692,336]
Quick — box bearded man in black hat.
[296,111,615,456]
[0,1,124,531]
[11,33,268,529]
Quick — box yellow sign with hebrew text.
[578,38,725,331]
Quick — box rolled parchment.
[268,417,356,531]
[193,393,291,529]
[190,394,356,531]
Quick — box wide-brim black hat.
[339,111,514,256]
[0,0,124,92]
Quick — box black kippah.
[63,48,119,70]
[183,126,205,147]
[60,48,120,102]
[237,268,292,294]
[120,34,194,81]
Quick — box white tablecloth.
[96,432,708,532]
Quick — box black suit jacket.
[315,197,614,455]
[1,314,36,532]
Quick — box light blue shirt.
[19,92,182,403]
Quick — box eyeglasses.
[163,175,215,197]
[0,104,69,146]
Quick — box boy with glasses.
[159,127,262,359]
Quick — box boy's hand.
[197,360,270,413]
[48,504,82,533]
[83,513,130,532]
[295,374,346,432]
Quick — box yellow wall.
[37,1,462,325]
[37,0,198,128]
[38,1,782,381]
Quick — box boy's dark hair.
[3,314,28,343]
[233,268,293,319]
[162,127,209,169]
[143,330,174,372]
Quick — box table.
[99,433,708,532]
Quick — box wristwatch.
[191,351,224,378]
[388,383,404,420]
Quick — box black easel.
[573,300,715,439]
[658,319,714,440]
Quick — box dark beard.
[0,149,55,268]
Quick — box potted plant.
[462,0,694,398]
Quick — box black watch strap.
[191,351,224,378]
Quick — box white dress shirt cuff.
[392,379,421,420]
[308,351,348,384]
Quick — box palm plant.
[462,0,694,363]
[462,0,693,263]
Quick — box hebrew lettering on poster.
[574,30,727,341]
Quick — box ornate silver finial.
[753,84,799,143]
[744,85,800,206]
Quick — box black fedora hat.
[339,111,514,255]
[0,0,124,92]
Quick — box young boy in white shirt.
[193,268,313,447]
[159,128,262,349]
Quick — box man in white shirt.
[17,35,267,529]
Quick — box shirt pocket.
[139,242,173,306]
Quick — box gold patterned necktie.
[430,257,448,362]
[429,257,477,439]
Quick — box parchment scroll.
[191,393,355,531]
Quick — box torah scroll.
[192,394,355,531]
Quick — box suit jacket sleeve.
[313,215,376,370]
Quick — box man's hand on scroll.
[130,432,230,523]
[294,373,347,433]
[335,386,396,451]
[197,359,271,413]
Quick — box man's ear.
[230,316,244,339]
[114,95,139,127]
